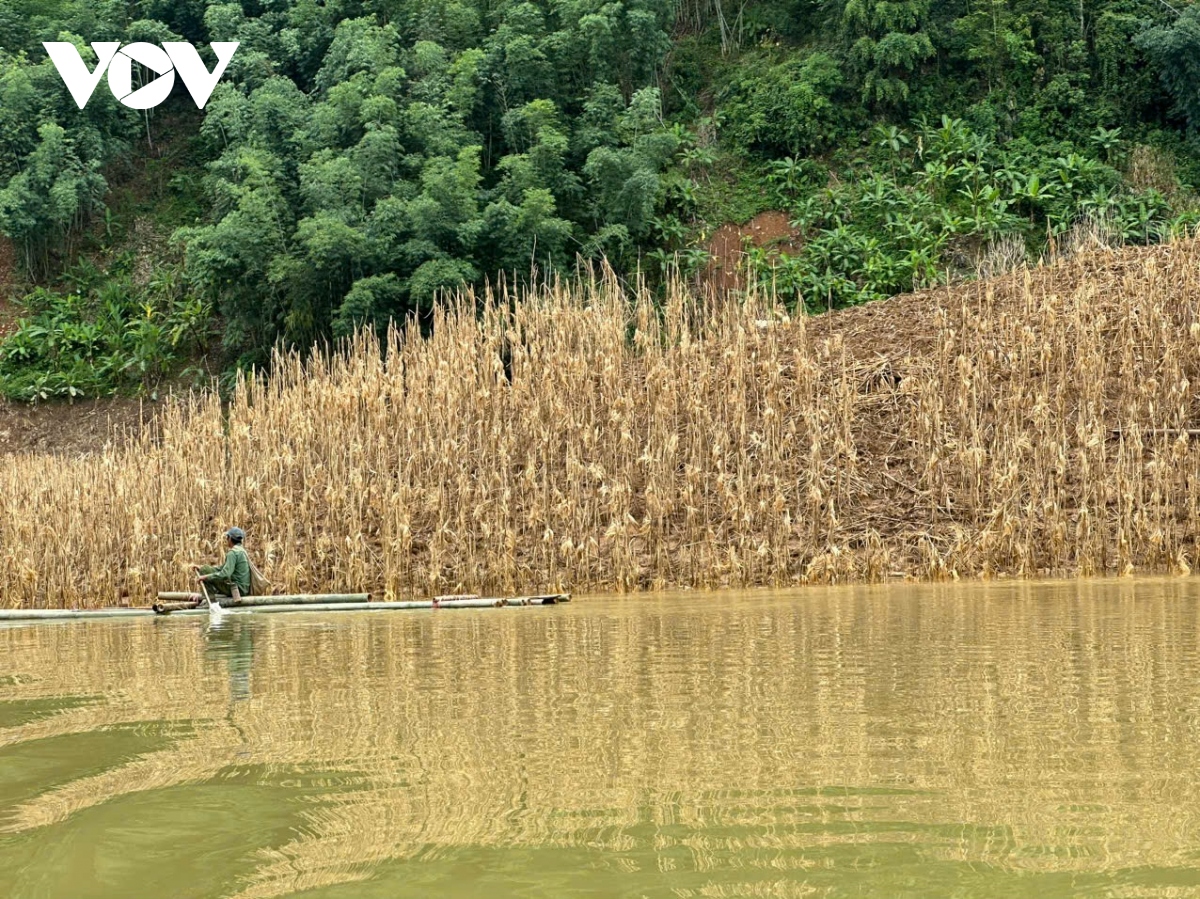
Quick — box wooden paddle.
[197,573,215,609]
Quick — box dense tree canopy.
[1,0,1199,392]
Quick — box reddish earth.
[705,210,805,292]
[0,238,17,340]
[0,302,16,340]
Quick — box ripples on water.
[2,579,1200,898]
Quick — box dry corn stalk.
[4,241,1200,608]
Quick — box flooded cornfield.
[3,579,1200,898]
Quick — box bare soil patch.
[0,397,155,456]
[0,238,18,340]
[705,210,804,292]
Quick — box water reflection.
[204,616,257,704]
[0,579,1199,898]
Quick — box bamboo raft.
[0,593,571,621]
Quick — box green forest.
[2,0,1200,398]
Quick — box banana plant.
[650,215,689,246]
[789,195,826,232]
[918,159,965,201]
[767,156,807,199]
[1089,126,1123,165]
[873,124,911,156]
[1013,172,1057,222]
[680,146,716,180]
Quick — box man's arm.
[202,552,237,582]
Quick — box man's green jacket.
[203,546,251,596]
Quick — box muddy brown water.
[2,579,1200,898]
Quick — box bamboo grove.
[4,238,1200,607]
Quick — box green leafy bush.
[746,119,1182,312]
[0,264,213,401]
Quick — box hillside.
[4,237,1200,606]
[0,396,151,455]
[4,0,1200,397]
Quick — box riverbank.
[3,240,1200,608]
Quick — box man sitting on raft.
[193,527,252,602]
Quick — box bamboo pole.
[155,592,371,605]
[152,601,201,613]
[2,594,571,621]
[0,608,155,620]
[156,598,570,614]
[226,593,371,607]
[154,592,568,606]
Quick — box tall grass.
[3,241,1200,608]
